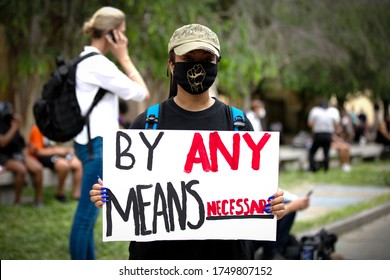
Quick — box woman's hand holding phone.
[106,29,130,63]
[108,29,116,43]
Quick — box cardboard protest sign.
[102,130,280,242]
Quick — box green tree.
[0,0,217,133]
[260,0,390,104]
[1,0,389,135]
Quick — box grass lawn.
[0,159,389,260]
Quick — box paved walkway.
[294,184,390,222]
[336,211,390,259]
[291,184,390,260]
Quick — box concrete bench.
[351,143,384,160]
[279,147,307,171]
[0,168,72,205]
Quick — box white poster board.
[102,130,280,242]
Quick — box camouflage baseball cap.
[168,24,220,58]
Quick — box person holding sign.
[69,7,150,260]
[90,23,285,260]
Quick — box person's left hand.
[266,190,285,220]
[90,178,107,208]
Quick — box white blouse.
[74,46,147,144]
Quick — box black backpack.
[33,52,107,143]
[300,229,338,260]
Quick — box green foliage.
[0,187,128,260]
[0,0,389,117]
[280,160,390,188]
[244,0,390,102]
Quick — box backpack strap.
[85,88,107,157]
[74,52,100,64]
[72,52,106,157]
[85,88,107,119]
[144,104,244,131]
[231,106,245,131]
[65,52,99,73]
[145,104,160,129]
[66,52,100,89]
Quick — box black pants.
[309,132,332,171]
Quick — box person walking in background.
[89,23,285,260]
[69,6,150,260]
[246,98,267,131]
[29,124,82,202]
[0,102,43,206]
[307,99,339,172]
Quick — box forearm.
[118,56,150,100]
[35,146,69,157]
[284,198,309,215]
[284,202,297,215]
[0,126,18,147]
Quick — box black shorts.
[0,154,10,166]
[0,153,24,165]
[37,155,57,169]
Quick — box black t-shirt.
[128,97,255,260]
[0,119,25,157]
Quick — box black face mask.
[173,62,218,95]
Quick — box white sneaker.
[342,164,351,172]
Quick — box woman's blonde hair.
[83,7,125,38]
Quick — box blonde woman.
[69,6,150,260]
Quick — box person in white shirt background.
[246,98,267,131]
[307,99,339,172]
[69,6,150,260]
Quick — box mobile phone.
[108,29,116,43]
[306,189,314,197]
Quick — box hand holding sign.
[266,190,285,220]
[89,177,106,208]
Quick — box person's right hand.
[52,146,71,156]
[105,29,129,63]
[10,113,23,129]
[283,196,310,215]
[90,178,108,208]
